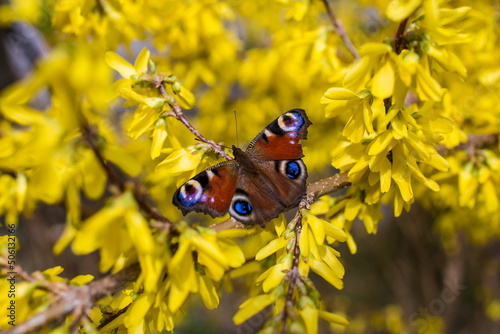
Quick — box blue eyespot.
[280,112,304,131]
[285,161,300,179]
[178,181,202,206]
[234,200,252,215]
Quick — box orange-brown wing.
[173,162,238,218]
[247,109,311,161]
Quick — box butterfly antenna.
[234,110,239,148]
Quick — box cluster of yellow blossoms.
[1,0,500,333]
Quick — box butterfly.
[173,109,312,227]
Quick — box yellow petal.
[69,274,94,286]
[198,250,226,281]
[371,60,395,99]
[134,48,150,75]
[415,64,445,101]
[233,294,275,325]
[391,118,408,139]
[392,144,413,202]
[306,215,326,245]
[53,223,77,255]
[359,43,392,56]
[43,266,64,277]
[323,221,347,242]
[198,275,219,309]
[319,245,345,277]
[424,153,449,172]
[323,87,360,100]
[309,258,343,289]
[368,130,394,156]
[124,293,155,328]
[318,310,350,326]
[344,198,362,221]
[102,144,142,177]
[299,305,318,334]
[72,205,125,254]
[105,51,136,78]
[298,219,310,256]
[346,232,357,254]
[263,259,289,292]
[324,99,362,118]
[151,118,168,160]
[343,57,376,89]
[348,154,370,175]
[403,131,430,161]
[218,239,245,268]
[168,280,190,312]
[30,163,64,204]
[387,0,422,21]
[191,234,228,268]
[482,180,499,212]
[119,88,167,108]
[81,149,107,200]
[229,261,262,279]
[255,237,287,261]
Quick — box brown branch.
[5,264,140,334]
[81,120,172,225]
[384,18,409,112]
[157,83,233,161]
[305,172,350,203]
[81,122,124,193]
[321,0,359,60]
[438,134,499,156]
[394,18,409,54]
[282,209,303,333]
[97,304,131,330]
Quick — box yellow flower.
[233,293,277,325]
[167,225,244,313]
[155,147,205,186]
[321,88,374,143]
[386,0,422,21]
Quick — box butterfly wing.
[257,159,308,207]
[173,161,239,218]
[246,108,312,161]
[228,171,286,227]
[244,109,311,211]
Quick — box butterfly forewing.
[247,109,312,161]
[173,162,238,218]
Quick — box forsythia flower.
[233,214,349,332]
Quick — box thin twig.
[4,264,141,334]
[438,134,499,156]
[384,18,409,112]
[97,304,131,330]
[282,209,303,333]
[394,18,409,54]
[321,0,359,60]
[157,84,233,161]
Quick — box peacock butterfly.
[173,109,312,227]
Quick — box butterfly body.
[173,109,312,227]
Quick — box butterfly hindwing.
[173,162,239,218]
[228,172,285,227]
[247,109,312,161]
[259,159,308,207]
